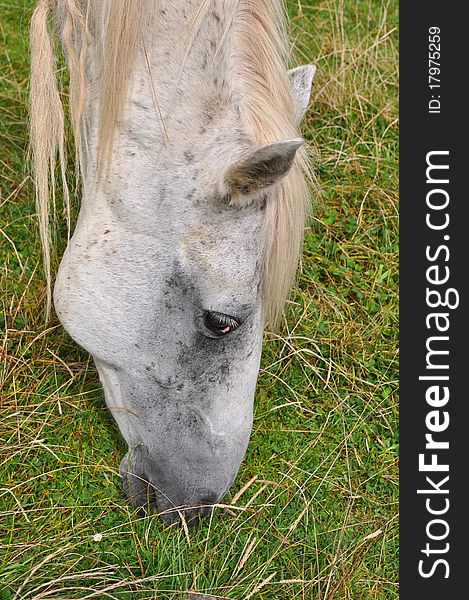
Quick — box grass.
[0,1,398,598]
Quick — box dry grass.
[1,1,398,598]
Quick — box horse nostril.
[182,503,216,526]
[156,493,220,526]
[199,493,219,506]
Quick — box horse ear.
[288,64,316,125]
[224,139,303,203]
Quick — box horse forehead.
[180,221,262,266]
[183,225,217,247]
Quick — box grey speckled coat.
[53,1,314,522]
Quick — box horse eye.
[204,311,240,336]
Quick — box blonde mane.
[30,0,312,326]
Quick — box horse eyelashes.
[204,311,240,336]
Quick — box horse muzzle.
[119,446,230,525]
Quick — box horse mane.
[30,0,312,326]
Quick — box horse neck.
[76,1,238,178]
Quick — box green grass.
[0,1,398,598]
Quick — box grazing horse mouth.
[119,449,225,525]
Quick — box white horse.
[30,0,315,523]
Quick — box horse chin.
[119,450,154,510]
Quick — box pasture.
[0,1,398,598]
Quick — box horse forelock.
[30,0,313,326]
